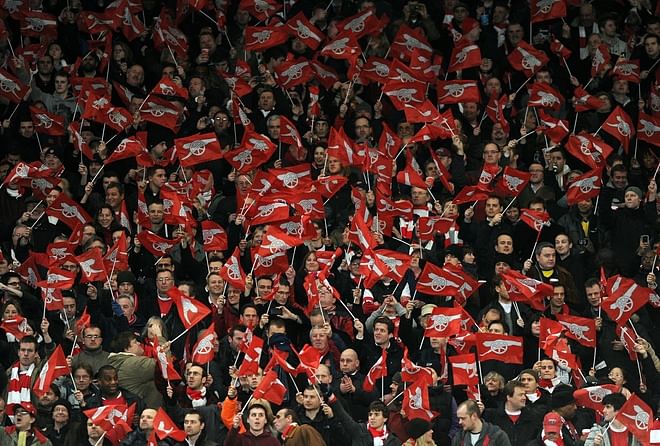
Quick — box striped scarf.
[7,363,34,418]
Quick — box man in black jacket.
[452,399,512,446]
[483,380,542,446]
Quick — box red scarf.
[6,363,34,417]
[367,424,388,446]
[186,386,207,407]
[157,294,174,317]
[281,423,298,440]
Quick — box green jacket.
[0,428,52,446]
[107,352,163,408]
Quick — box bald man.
[331,349,370,422]
[121,408,157,444]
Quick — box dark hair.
[368,400,389,418]
[584,277,600,288]
[602,392,626,410]
[96,364,117,379]
[112,331,137,353]
[488,320,508,334]
[279,408,299,423]
[19,335,38,351]
[528,197,546,209]
[373,316,394,334]
[503,380,524,397]
[105,182,124,195]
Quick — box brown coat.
[281,424,327,446]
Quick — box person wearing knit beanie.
[403,418,435,446]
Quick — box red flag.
[244,26,289,51]
[253,370,287,405]
[566,169,603,205]
[135,231,181,257]
[477,163,501,191]
[520,208,550,232]
[237,336,264,377]
[536,110,570,143]
[83,405,131,433]
[451,185,491,205]
[151,76,189,99]
[390,24,433,62]
[573,87,606,112]
[448,40,481,72]
[33,346,69,398]
[550,38,572,60]
[45,194,91,230]
[475,333,524,363]
[1,316,31,340]
[294,344,321,381]
[363,348,388,392]
[168,288,211,329]
[104,232,129,272]
[616,324,639,361]
[191,322,216,365]
[637,112,660,146]
[383,79,426,110]
[253,250,289,277]
[450,354,479,386]
[21,11,58,37]
[501,270,552,311]
[219,248,246,291]
[316,175,348,199]
[201,221,227,252]
[531,0,566,23]
[335,9,381,39]
[495,166,530,197]
[225,130,277,173]
[527,83,564,111]
[417,216,455,242]
[565,133,612,169]
[327,127,363,167]
[507,41,549,77]
[153,408,186,442]
[424,307,463,338]
[36,267,76,290]
[396,157,428,189]
[574,384,619,412]
[614,394,652,444]
[539,318,562,354]
[0,69,29,103]
[612,59,640,83]
[591,45,611,78]
[139,96,182,129]
[556,314,597,347]
[486,94,510,134]
[273,58,314,89]
[152,11,188,57]
[602,106,635,152]
[416,262,479,301]
[402,379,438,422]
[603,275,652,325]
[75,248,108,283]
[30,107,66,136]
[403,100,442,123]
[174,133,222,167]
[436,80,480,104]
[310,59,340,90]
[284,12,323,49]
[361,57,392,84]
[348,212,377,252]
[373,249,412,282]
[239,0,281,21]
[42,287,64,312]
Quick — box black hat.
[116,271,136,286]
[551,384,576,409]
[444,244,463,259]
[406,418,432,439]
[43,146,65,160]
[147,124,175,148]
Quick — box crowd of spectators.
[0,0,658,445]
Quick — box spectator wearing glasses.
[70,326,109,376]
[0,402,52,446]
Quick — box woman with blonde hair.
[402,419,436,446]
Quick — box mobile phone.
[641,234,650,244]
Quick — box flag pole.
[170,327,190,343]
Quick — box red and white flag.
[614,394,652,444]
[601,106,635,153]
[191,323,216,365]
[257,227,303,258]
[500,270,552,311]
[591,44,611,78]
[494,166,530,197]
[284,13,323,50]
[139,96,182,129]
[436,80,480,104]
[556,314,597,347]
[573,87,605,112]
[219,248,246,291]
[0,69,29,104]
[135,231,181,257]
[244,26,289,51]
[603,275,652,326]
[253,370,287,405]
[226,130,277,173]
[612,58,640,83]
[174,133,222,167]
[402,379,438,422]
[452,185,491,205]
[637,112,660,146]
[475,333,524,363]
[274,58,314,89]
[565,133,612,169]
[527,82,564,111]
[530,0,566,23]
[75,248,108,283]
[33,346,69,398]
[201,221,227,252]
[566,169,603,205]
[153,408,186,442]
[448,39,481,72]
[574,384,619,412]
[30,107,65,136]
[363,348,388,392]
[46,194,91,230]
[168,288,211,329]
[424,307,463,338]
[449,353,479,386]
[508,41,549,77]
